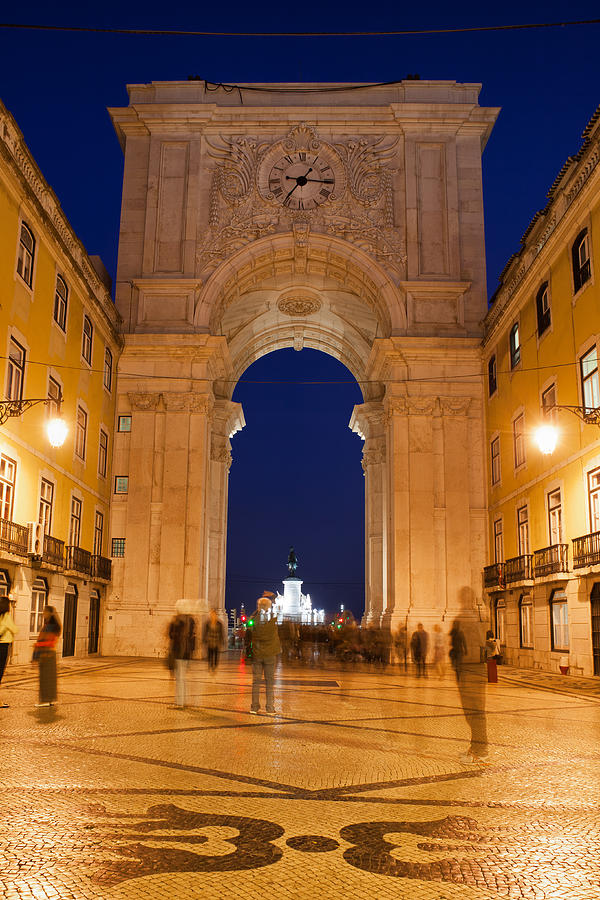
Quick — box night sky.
[1,3,598,617]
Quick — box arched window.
[509,322,521,369]
[536,282,551,336]
[572,228,591,293]
[54,275,68,331]
[519,593,533,648]
[30,577,47,634]
[103,347,113,391]
[0,569,10,598]
[17,222,35,286]
[549,589,568,651]
[495,598,506,644]
[82,315,93,364]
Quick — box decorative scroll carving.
[163,393,213,414]
[277,291,322,317]
[210,436,232,470]
[362,447,386,470]
[439,397,471,417]
[128,392,162,411]
[197,125,405,279]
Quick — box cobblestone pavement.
[1,655,599,899]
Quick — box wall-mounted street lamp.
[535,404,600,455]
[0,395,68,448]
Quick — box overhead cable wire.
[0,18,599,38]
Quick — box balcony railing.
[65,545,92,575]
[573,531,600,569]
[483,563,504,588]
[0,517,28,557]
[91,554,112,581]
[533,543,569,578]
[43,534,65,568]
[504,554,533,584]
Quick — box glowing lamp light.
[535,424,558,455]
[46,417,68,448]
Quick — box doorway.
[88,589,100,654]
[591,583,600,676]
[62,583,78,657]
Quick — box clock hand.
[283,182,300,203]
[285,177,334,184]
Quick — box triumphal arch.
[104,80,498,655]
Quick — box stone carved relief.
[210,436,232,470]
[362,447,387,470]
[199,124,405,280]
[277,290,322,317]
[163,393,214,414]
[386,396,471,419]
[439,397,471,417]
[128,392,162,411]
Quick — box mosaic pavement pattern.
[1,654,599,899]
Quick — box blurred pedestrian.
[485,629,501,683]
[432,623,446,677]
[0,597,17,708]
[249,592,281,715]
[394,624,408,670]
[449,618,467,681]
[34,605,61,708]
[453,618,489,765]
[410,622,429,677]
[167,601,196,708]
[202,609,225,674]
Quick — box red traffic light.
[240,614,247,623]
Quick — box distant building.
[0,100,122,665]
[483,103,600,676]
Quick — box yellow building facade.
[483,105,600,676]
[0,101,122,664]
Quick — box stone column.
[349,401,387,625]
[206,399,245,615]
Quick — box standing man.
[249,591,281,716]
[202,609,225,674]
[168,601,196,709]
[410,622,429,677]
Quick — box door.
[88,590,100,654]
[63,585,78,657]
[591,583,600,676]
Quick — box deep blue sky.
[1,4,598,616]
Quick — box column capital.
[349,401,386,440]
[163,392,214,415]
[128,391,162,411]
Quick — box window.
[30,577,47,634]
[17,223,35,287]
[114,475,129,494]
[47,376,61,417]
[580,346,599,414]
[39,479,54,535]
[6,337,25,401]
[572,228,591,293]
[54,275,68,331]
[542,383,558,423]
[0,455,16,520]
[588,467,600,533]
[517,505,529,555]
[103,347,113,392]
[69,496,82,547]
[94,510,104,555]
[548,489,562,545]
[111,537,125,557]
[536,282,551,336]
[519,594,533,648]
[513,414,526,468]
[82,315,93,364]
[117,415,132,433]
[491,437,501,485]
[488,355,497,396]
[495,598,506,644]
[509,322,521,369]
[98,429,108,477]
[75,406,87,459]
[550,589,569,651]
[493,518,503,564]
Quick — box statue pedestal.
[282,577,303,619]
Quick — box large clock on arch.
[258,143,344,210]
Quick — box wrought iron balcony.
[483,563,504,588]
[91,554,112,581]
[504,554,533,584]
[573,530,600,569]
[65,545,92,575]
[533,544,569,578]
[43,534,65,568]
[0,517,28,557]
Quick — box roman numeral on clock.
[320,188,331,198]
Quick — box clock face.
[265,150,339,210]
